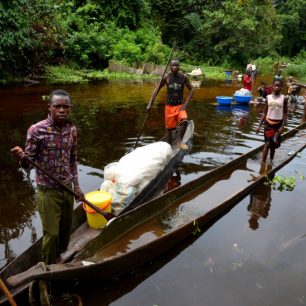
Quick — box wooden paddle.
[133,43,176,150]
[0,277,17,306]
[24,157,114,220]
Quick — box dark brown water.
[0,78,305,305]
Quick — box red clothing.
[165,105,187,130]
[243,74,252,91]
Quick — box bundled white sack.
[235,88,252,96]
[100,141,173,215]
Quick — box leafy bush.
[0,0,65,76]
[284,62,306,81]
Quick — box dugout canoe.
[6,121,306,294]
[0,120,194,304]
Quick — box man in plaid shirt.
[11,89,84,264]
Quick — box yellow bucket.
[83,191,112,229]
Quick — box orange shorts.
[165,105,188,130]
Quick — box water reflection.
[216,105,231,113]
[232,104,250,128]
[247,183,272,230]
[166,169,181,192]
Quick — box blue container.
[216,96,233,105]
[234,94,252,104]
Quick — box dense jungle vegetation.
[0,0,305,82]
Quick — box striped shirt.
[25,115,80,189]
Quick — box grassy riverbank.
[1,55,305,85]
[44,64,227,84]
[44,63,236,84]
[45,52,306,85]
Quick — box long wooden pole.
[24,157,114,220]
[0,277,17,306]
[133,43,176,149]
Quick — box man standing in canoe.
[147,59,193,147]
[11,89,84,264]
[256,80,288,166]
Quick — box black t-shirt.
[166,73,186,106]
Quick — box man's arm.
[256,102,268,134]
[180,75,193,111]
[11,125,39,168]
[147,77,167,112]
[70,128,84,200]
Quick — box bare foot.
[177,143,188,150]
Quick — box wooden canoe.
[0,120,194,304]
[2,121,306,302]
[5,121,306,294]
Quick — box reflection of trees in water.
[71,102,147,168]
[0,166,37,265]
[0,111,44,265]
[0,222,37,266]
[247,183,272,230]
[188,102,260,157]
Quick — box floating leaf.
[192,220,201,235]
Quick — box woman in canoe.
[256,80,288,165]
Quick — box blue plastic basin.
[216,96,233,105]
[234,95,252,104]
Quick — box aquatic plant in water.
[192,220,201,235]
[264,170,305,192]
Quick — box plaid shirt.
[24,115,80,189]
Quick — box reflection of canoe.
[0,121,194,304]
[3,122,306,303]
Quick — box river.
[0,77,305,305]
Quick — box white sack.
[235,88,252,96]
[100,141,173,215]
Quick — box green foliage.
[111,27,170,66]
[45,65,157,83]
[264,170,305,192]
[0,0,65,76]
[255,56,286,74]
[199,0,281,65]
[276,0,306,57]
[61,2,168,68]
[265,175,296,191]
[91,0,150,29]
[0,0,305,80]
[192,220,201,235]
[284,62,306,82]
[86,70,157,80]
[293,50,306,65]
[46,66,88,84]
